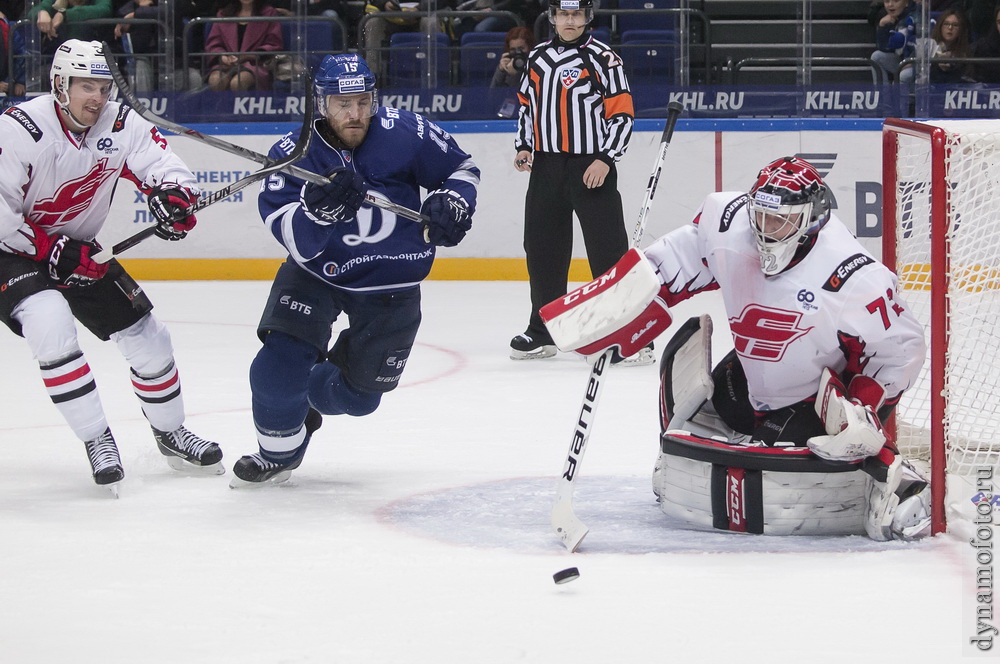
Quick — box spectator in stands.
[271,0,345,17]
[205,0,283,91]
[491,24,533,87]
[871,0,917,84]
[971,3,1000,82]
[29,0,114,55]
[929,7,973,83]
[362,0,451,81]
[1,17,26,96]
[115,0,204,90]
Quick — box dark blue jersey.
[258,107,480,292]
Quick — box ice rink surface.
[0,280,972,663]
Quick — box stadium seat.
[588,26,611,43]
[388,32,451,87]
[615,0,678,35]
[459,31,506,86]
[619,29,676,86]
[281,18,346,71]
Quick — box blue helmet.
[314,54,378,117]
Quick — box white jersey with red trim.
[0,94,197,257]
[644,191,926,412]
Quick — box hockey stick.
[93,135,312,263]
[551,101,684,552]
[99,43,426,224]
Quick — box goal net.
[882,119,1000,536]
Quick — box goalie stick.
[92,52,316,263]
[551,101,684,552]
[99,43,427,225]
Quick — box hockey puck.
[553,567,580,584]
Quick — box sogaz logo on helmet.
[754,191,782,210]
[91,62,111,76]
[338,76,366,94]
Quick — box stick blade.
[552,498,588,552]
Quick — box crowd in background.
[6,0,1000,95]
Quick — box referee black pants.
[522,152,628,338]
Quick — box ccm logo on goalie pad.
[540,248,662,352]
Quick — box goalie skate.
[230,409,322,488]
[84,428,124,497]
[152,426,225,475]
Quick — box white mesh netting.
[888,120,1000,497]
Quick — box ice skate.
[230,409,322,488]
[510,331,556,360]
[84,428,124,496]
[611,343,656,367]
[152,425,224,475]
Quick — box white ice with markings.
[0,281,969,662]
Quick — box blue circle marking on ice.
[377,476,919,554]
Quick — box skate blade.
[165,455,226,476]
[228,469,293,489]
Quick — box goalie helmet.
[50,40,116,106]
[548,0,596,25]
[748,156,831,276]
[314,53,378,118]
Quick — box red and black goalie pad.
[661,432,863,534]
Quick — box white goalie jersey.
[644,191,926,411]
[0,95,198,257]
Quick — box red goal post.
[882,118,1000,536]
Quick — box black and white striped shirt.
[515,36,634,163]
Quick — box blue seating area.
[619,29,677,86]
[388,32,451,87]
[459,32,507,86]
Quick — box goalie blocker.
[540,248,672,359]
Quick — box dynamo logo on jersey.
[338,76,366,94]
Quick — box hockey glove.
[46,235,109,287]
[300,169,368,224]
[148,186,199,241]
[420,190,472,247]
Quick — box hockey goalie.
[541,156,933,541]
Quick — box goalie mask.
[50,40,117,127]
[548,0,596,25]
[314,53,379,119]
[748,156,831,276]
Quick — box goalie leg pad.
[659,314,714,429]
[654,432,867,536]
[540,248,662,352]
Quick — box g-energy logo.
[719,195,747,232]
[823,253,874,292]
[4,107,42,142]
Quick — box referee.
[510,0,646,364]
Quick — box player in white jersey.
[0,40,223,492]
[543,156,932,540]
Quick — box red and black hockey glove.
[148,186,199,241]
[46,235,109,287]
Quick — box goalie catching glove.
[420,190,472,247]
[300,169,368,224]
[148,186,199,240]
[807,368,887,462]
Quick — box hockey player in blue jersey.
[231,53,480,486]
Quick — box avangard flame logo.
[30,158,117,228]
